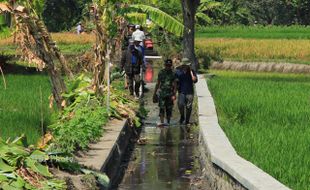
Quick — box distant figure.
[77,22,83,35]
[175,58,198,125]
[154,59,177,125]
[132,25,145,46]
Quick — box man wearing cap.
[154,59,177,125]
[120,36,144,98]
[132,25,145,46]
[175,58,198,125]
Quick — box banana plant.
[128,4,184,37]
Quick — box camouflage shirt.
[158,69,176,98]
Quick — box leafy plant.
[48,74,139,154]
[0,136,66,190]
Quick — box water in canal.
[117,80,208,190]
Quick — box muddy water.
[115,63,208,190]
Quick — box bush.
[196,47,223,69]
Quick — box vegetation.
[0,73,52,145]
[0,136,66,189]
[42,0,91,32]
[196,38,310,64]
[193,0,310,26]
[48,74,138,154]
[197,25,310,39]
[208,70,310,190]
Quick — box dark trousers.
[126,74,140,96]
[178,93,193,124]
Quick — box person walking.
[132,25,145,47]
[175,58,198,125]
[121,36,144,98]
[77,22,82,34]
[154,59,177,125]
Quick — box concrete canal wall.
[196,75,290,190]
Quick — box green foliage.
[42,0,91,32]
[208,71,310,190]
[48,74,138,154]
[129,4,184,37]
[32,0,45,16]
[196,47,223,69]
[48,74,108,154]
[0,27,11,39]
[0,136,66,190]
[196,0,222,26]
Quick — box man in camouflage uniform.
[154,59,177,125]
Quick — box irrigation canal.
[112,62,210,190]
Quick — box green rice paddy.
[0,73,52,145]
[207,70,310,190]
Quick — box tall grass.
[0,74,52,145]
[197,25,310,39]
[196,38,310,64]
[208,70,310,190]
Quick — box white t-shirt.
[77,24,82,34]
[132,29,145,45]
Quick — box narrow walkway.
[117,81,209,190]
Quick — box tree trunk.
[181,0,200,72]
[24,17,66,108]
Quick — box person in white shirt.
[77,22,82,35]
[132,25,145,46]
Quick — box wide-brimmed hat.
[181,58,191,66]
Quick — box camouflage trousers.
[158,95,174,118]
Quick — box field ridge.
[211,61,310,73]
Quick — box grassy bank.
[0,73,52,145]
[207,70,310,190]
[197,25,310,39]
[196,38,310,64]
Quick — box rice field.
[0,32,95,56]
[196,38,310,64]
[197,25,310,39]
[207,70,310,190]
[0,73,52,145]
